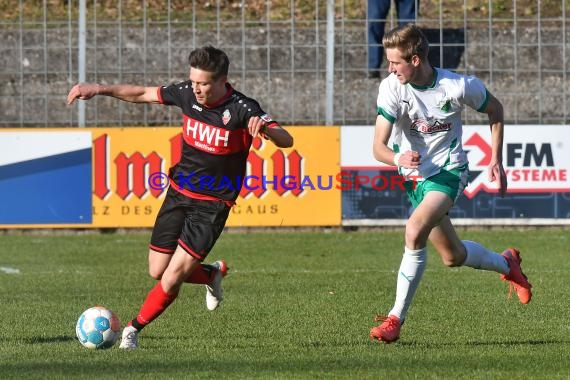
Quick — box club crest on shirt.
[222,109,231,125]
[437,98,452,112]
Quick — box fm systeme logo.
[463,127,569,198]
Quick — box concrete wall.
[1,25,568,126]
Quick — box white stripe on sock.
[389,246,427,322]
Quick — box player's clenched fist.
[67,83,100,105]
[397,150,421,169]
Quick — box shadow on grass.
[3,337,568,378]
[22,335,76,344]
[398,338,566,348]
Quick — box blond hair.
[382,23,429,62]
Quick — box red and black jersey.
[158,81,278,201]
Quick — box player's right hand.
[66,83,100,105]
[398,150,421,169]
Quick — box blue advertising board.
[0,131,92,224]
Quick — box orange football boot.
[370,315,401,343]
[501,248,532,304]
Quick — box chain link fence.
[0,0,568,127]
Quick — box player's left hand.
[488,161,508,197]
[247,116,267,138]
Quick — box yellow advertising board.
[228,126,340,226]
[90,127,175,227]
[1,126,340,228]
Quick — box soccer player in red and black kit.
[67,46,293,349]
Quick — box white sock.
[388,247,427,322]
[462,240,509,274]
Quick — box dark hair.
[188,45,230,79]
[382,23,429,62]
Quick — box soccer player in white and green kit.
[369,24,532,344]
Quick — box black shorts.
[149,187,231,261]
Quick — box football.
[75,306,121,349]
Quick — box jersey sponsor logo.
[192,104,203,111]
[185,116,229,147]
[410,119,452,134]
[182,115,250,155]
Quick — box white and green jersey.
[377,68,489,181]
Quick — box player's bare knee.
[148,268,163,280]
[404,223,424,249]
[442,254,463,267]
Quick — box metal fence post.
[78,0,86,127]
[325,0,335,126]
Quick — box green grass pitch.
[0,229,568,379]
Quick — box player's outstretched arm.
[67,83,160,105]
[263,126,294,148]
[247,116,293,148]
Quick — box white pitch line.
[0,266,21,274]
